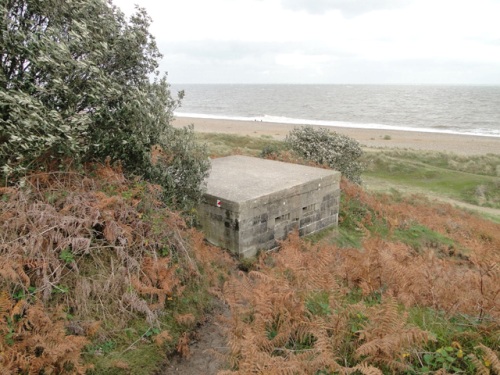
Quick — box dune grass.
[196,132,284,157]
[362,151,500,209]
[221,180,500,374]
[198,132,500,216]
[95,136,498,373]
[2,132,498,374]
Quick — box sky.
[112,0,500,84]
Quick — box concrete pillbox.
[198,155,341,258]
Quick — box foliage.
[363,151,500,209]
[1,135,499,373]
[285,126,364,183]
[216,179,500,374]
[195,131,500,215]
[367,150,500,177]
[0,165,234,373]
[150,125,211,210]
[420,345,470,373]
[260,143,283,158]
[0,291,89,374]
[0,0,209,209]
[196,132,284,158]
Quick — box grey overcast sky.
[112,0,500,84]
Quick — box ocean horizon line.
[172,83,500,87]
[174,112,500,139]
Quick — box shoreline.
[173,117,500,156]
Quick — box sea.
[170,84,500,138]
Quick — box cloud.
[162,41,500,84]
[280,0,413,17]
[161,40,284,61]
[158,36,500,84]
[112,0,500,84]
[158,40,286,83]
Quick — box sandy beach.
[173,117,500,156]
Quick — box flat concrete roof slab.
[206,155,339,202]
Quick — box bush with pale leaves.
[286,126,364,183]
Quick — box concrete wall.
[198,156,341,258]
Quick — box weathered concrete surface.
[199,156,341,258]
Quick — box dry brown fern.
[0,295,88,374]
[131,256,180,310]
[154,330,173,347]
[175,313,196,327]
[476,344,500,374]
[220,235,356,374]
[0,164,222,371]
[355,297,433,372]
[176,332,191,358]
[468,353,492,375]
[349,363,384,375]
[215,178,500,374]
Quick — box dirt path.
[363,176,500,220]
[158,175,498,375]
[161,300,230,375]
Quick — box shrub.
[149,125,211,211]
[260,144,282,158]
[285,126,364,183]
[0,0,209,209]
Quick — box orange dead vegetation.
[217,180,500,374]
[0,164,234,373]
[1,164,499,374]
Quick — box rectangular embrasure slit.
[275,213,290,223]
[302,204,316,213]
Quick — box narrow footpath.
[161,300,230,375]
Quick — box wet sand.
[173,117,500,156]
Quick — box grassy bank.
[219,179,500,374]
[1,132,499,374]
[197,132,283,157]
[198,132,500,221]
[362,150,500,210]
[0,164,234,374]
[198,132,499,372]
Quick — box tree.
[0,0,209,209]
[285,126,364,183]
